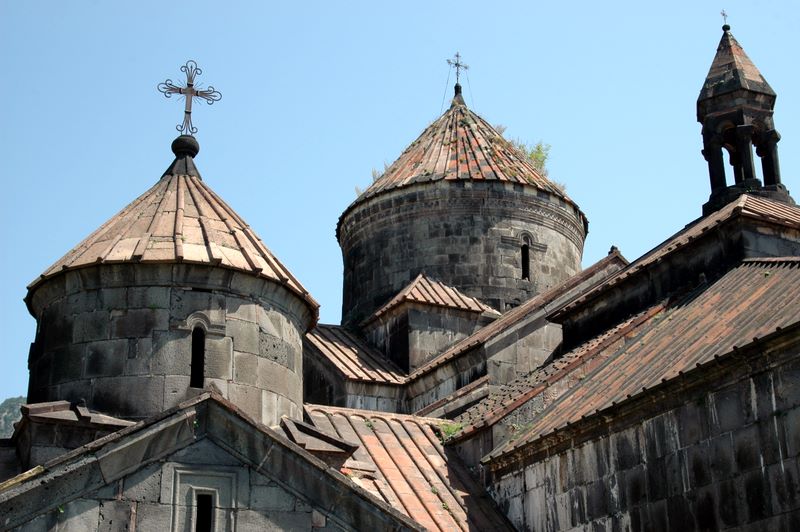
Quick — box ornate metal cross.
[447,52,469,85]
[158,60,221,136]
[721,9,728,25]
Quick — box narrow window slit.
[190,327,205,388]
[522,244,530,280]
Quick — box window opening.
[195,493,214,532]
[190,327,206,388]
[521,244,530,280]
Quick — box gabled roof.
[554,194,800,320]
[27,136,318,316]
[366,273,499,325]
[405,250,628,381]
[452,302,667,439]
[484,258,800,463]
[0,393,420,531]
[698,25,775,103]
[305,324,406,384]
[339,87,585,232]
[306,404,514,532]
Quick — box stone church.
[2,24,800,531]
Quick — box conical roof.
[698,25,775,103]
[353,85,573,204]
[28,135,318,313]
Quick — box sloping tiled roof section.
[698,25,774,103]
[367,273,500,324]
[27,138,318,315]
[305,324,406,384]
[486,258,800,461]
[305,404,514,532]
[345,87,580,211]
[407,250,628,382]
[453,302,667,438]
[554,194,800,320]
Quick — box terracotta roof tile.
[306,404,514,531]
[366,273,499,325]
[554,194,800,319]
[28,146,318,316]
[339,92,585,232]
[305,325,406,384]
[487,258,800,461]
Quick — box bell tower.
[697,24,794,215]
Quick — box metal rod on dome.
[158,60,222,136]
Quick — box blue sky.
[1,1,798,398]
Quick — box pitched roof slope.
[305,325,406,384]
[406,250,628,381]
[348,86,578,208]
[698,25,774,102]
[486,258,800,461]
[555,194,800,319]
[306,404,514,532]
[367,273,499,324]
[27,136,317,314]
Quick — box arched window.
[190,327,206,388]
[521,235,531,280]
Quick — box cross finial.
[721,9,728,25]
[447,52,469,85]
[158,60,221,136]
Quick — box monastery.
[2,24,800,531]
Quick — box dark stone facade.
[338,180,586,328]
[26,263,313,425]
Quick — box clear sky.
[1,1,798,398]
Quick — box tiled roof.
[345,87,580,211]
[698,26,774,103]
[306,404,514,532]
[486,258,800,461]
[554,194,800,319]
[452,303,667,438]
[305,325,406,384]
[366,273,499,324]
[28,138,318,315]
[406,250,628,381]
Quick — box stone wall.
[364,304,494,373]
[338,180,585,327]
[487,342,800,531]
[26,264,313,426]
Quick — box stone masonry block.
[163,375,191,410]
[98,288,127,310]
[133,502,172,531]
[255,358,300,398]
[151,330,191,375]
[97,500,130,531]
[111,308,169,338]
[227,319,259,355]
[85,339,128,377]
[205,336,233,379]
[92,375,165,418]
[73,310,110,343]
[233,352,258,386]
[122,462,163,503]
[226,296,258,323]
[250,484,297,511]
[228,383,262,421]
[127,286,171,309]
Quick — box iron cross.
[158,60,221,136]
[447,52,469,85]
[721,10,728,25]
